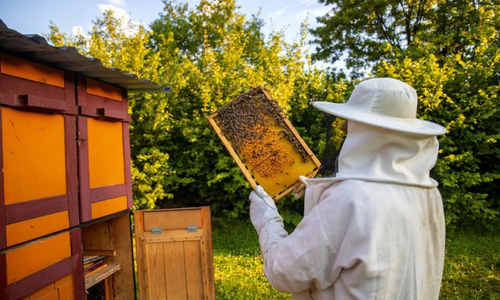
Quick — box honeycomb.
[209,87,320,199]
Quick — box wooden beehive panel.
[77,116,132,223]
[76,75,130,122]
[135,207,215,300]
[0,229,84,300]
[208,86,321,200]
[0,107,79,250]
[0,53,77,115]
[81,212,135,300]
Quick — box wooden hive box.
[0,54,79,250]
[0,228,84,300]
[208,86,321,200]
[76,78,133,223]
[134,207,216,300]
[0,54,78,114]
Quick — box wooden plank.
[135,208,215,300]
[5,257,73,300]
[55,274,74,300]
[5,195,68,225]
[89,184,127,203]
[69,229,84,300]
[122,123,133,210]
[81,221,114,252]
[184,241,204,300]
[145,243,166,300]
[201,207,216,299]
[87,119,125,189]
[143,209,202,231]
[142,229,203,243]
[0,54,65,88]
[84,264,120,290]
[207,115,257,190]
[26,282,56,300]
[2,107,67,205]
[134,211,147,300]
[90,196,127,220]
[6,211,69,247]
[82,250,116,257]
[164,241,187,300]
[86,78,122,102]
[77,116,91,223]
[109,213,134,300]
[0,107,5,250]
[6,232,71,284]
[64,115,79,228]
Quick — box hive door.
[134,207,215,300]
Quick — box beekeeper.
[249,78,446,300]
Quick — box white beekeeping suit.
[249,78,447,300]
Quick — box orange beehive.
[0,54,79,250]
[76,77,132,223]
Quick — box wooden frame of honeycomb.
[208,86,321,200]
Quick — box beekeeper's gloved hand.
[249,186,287,255]
[292,175,309,199]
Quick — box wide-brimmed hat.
[313,78,446,136]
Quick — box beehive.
[208,86,321,200]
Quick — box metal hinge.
[187,225,198,233]
[151,227,162,235]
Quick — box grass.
[212,218,500,300]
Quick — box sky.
[0,0,332,47]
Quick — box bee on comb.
[208,86,321,200]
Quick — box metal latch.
[151,227,162,235]
[187,225,198,233]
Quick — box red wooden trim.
[80,106,131,122]
[64,72,76,114]
[123,122,133,209]
[0,75,77,115]
[0,251,7,300]
[0,108,6,250]
[76,74,87,107]
[6,257,73,300]
[5,195,68,225]
[97,108,130,121]
[70,229,85,300]
[90,184,127,203]
[78,116,91,223]
[65,115,79,227]
[77,74,129,117]
[23,94,67,112]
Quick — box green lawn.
[212,218,500,300]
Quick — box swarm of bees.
[216,87,308,178]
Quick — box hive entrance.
[208,87,320,200]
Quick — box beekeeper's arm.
[249,186,339,293]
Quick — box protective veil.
[250,120,446,300]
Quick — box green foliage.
[313,0,500,228]
[46,0,341,219]
[46,0,499,227]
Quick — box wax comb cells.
[208,86,320,200]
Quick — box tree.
[46,0,345,222]
[312,0,500,228]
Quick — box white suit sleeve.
[261,207,339,293]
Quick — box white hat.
[313,78,446,136]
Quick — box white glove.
[292,175,309,199]
[249,185,278,232]
[249,185,287,255]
